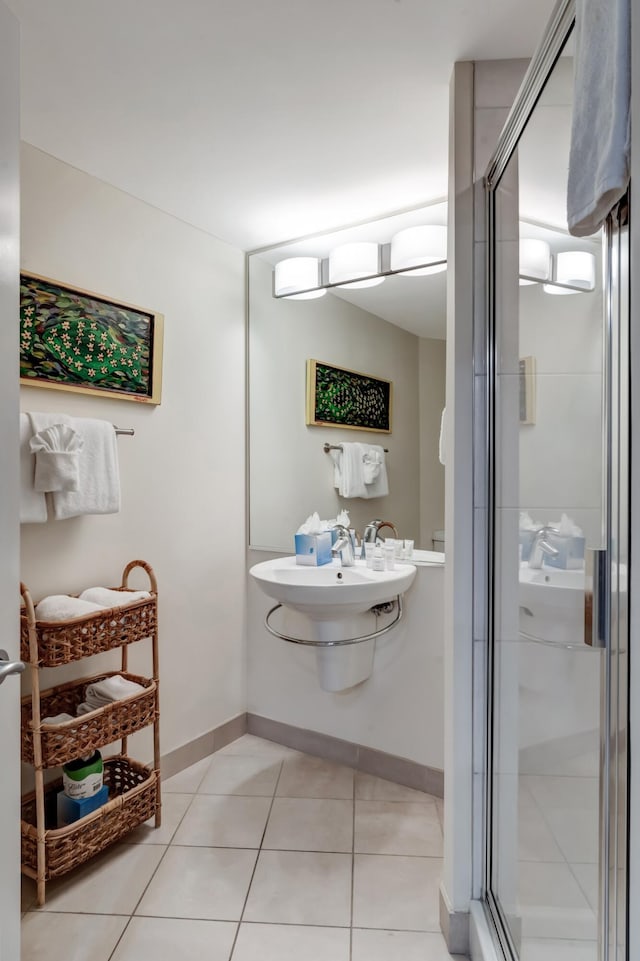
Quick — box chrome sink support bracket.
[263,595,404,646]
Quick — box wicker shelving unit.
[19,559,161,906]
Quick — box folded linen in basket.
[78,587,151,608]
[34,595,106,622]
[41,713,75,726]
[83,674,146,709]
[29,424,84,492]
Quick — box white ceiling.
[7,0,557,252]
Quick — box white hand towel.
[19,413,47,523]
[438,407,447,466]
[567,0,630,236]
[35,595,106,622]
[360,444,389,499]
[329,448,343,489]
[50,417,121,520]
[79,587,151,608]
[84,674,146,707]
[337,442,367,498]
[30,424,84,492]
[362,448,382,484]
[41,713,75,726]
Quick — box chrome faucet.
[360,519,398,559]
[331,524,355,567]
[528,526,560,569]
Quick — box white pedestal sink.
[249,556,417,691]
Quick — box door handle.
[584,549,608,648]
[0,649,25,686]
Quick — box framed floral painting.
[306,358,392,432]
[19,272,164,404]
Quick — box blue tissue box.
[57,784,109,827]
[544,534,586,570]
[519,530,536,561]
[295,531,333,566]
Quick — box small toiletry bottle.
[372,547,385,571]
[364,542,376,569]
[383,544,395,570]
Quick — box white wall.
[19,144,247,762]
[247,550,445,769]
[249,255,424,549]
[419,337,446,548]
[0,4,21,956]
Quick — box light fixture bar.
[272,242,447,299]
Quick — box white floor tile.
[569,862,599,911]
[355,772,434,804]
[352,854,442,931]
[232,922,350,961]
[136,845,257,920]
[21,912,128,961]
[244,850,352,927]
[173,794,272,848]
[518,861,596,940]
[162,756,212,793]
[520,938,598,961]
[276,755,354,799]
[354,800,443,857]
[517,789,564,863]
[110,916,237,961]
[218,735,297,759]
[263,797,353,852]
[35,843,165,915]
[352,928,463,960]
[199,754,282,796]
[124,792,192,845]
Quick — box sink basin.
[519,566,586,646]
[250,556,417,620]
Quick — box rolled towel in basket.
[41,713,75,726]
[79,587,151,608]
[34,595,106,622]
[84,674,146,708]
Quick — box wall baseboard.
[161,711,445,799]
[440,883,470,956]
[247,713,444,797]
[160,713,248,780]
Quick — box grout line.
[226,759,285,960]
[349,768,356,961]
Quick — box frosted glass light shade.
[543,250,596,295]
[390,225,447,275]
[274,257,326,299]
[519,239,551,285]
[328,242,384,288]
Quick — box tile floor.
[21,735,462,961]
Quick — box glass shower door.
[484,28,628,961]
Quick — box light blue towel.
[567,0,630,236]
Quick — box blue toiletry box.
[544,534,586,570]
[57,784,109,827]
[294,531,333,566]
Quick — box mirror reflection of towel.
[360,444,389,498]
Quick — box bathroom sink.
[519,566,586,646]
[249,556,417,620]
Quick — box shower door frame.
[480,1,630,958]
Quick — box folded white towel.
[359,444,389,499]
[84,674,146,708]
[30,424,84,492]
[50,417,120,520]
[329,449,343,489]
[41,713,75,726]
[79,587,151,608]
[567,0,630,236]
[76,702,95,716]
[19,413,47,523]
[336,442,367,498]
[35,595,106,622]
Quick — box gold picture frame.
[306,359,392,433]
[20,272,164,405]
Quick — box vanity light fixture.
[273,257,327,300]
[328,242,385,289]
[519,239,551,285]
[543,250,596,295]
[389,225,447,276]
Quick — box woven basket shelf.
[21,672,158,767]
[20,590,157,668]
[21,756,158,881]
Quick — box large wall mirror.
[247,203,448,553]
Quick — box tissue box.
[295,531,333,566]
[57,784,109,827]
[519,530,536,561]
[544,534,586,570]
